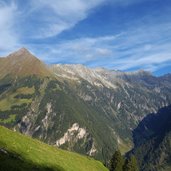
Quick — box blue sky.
[0,0,171,75]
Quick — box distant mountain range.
[0,48,171,167]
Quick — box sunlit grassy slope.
[0,126,108,171]
[0,86,34,111]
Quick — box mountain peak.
[0,48,52,79]
[17,47,30,53]
[11,47,32,57]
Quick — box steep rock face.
[1,49,171,163]
[51,63,171,138]
[131,105,171,171]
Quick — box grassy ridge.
[0,126,108,171]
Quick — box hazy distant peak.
[132,70,152,76]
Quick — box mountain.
[0,48,171,163]
[130,105,171,171]
[0,48,51,79]
[0,126,108,171]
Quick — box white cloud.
[30,22,171,73]
[0,0,159,49]
[0,0,171,74]
[113,52,171,71]
[0,1,18,52]
[26,0,148,38]
[31,35,119,64]
[96,48,112,56]
[0,0,107,52]
[28,0,106,38]
[108,0,158,7]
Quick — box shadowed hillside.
[131,105,171,171]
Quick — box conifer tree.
[123,155,139,171]
[110,150,124,171]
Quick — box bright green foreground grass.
[0,126,108,171]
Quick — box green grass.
[0,87,34,111]
[15,87,35,94]
[0,126,108,171]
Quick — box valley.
[0,49,171,169]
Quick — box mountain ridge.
[0,48,168,80]
[1,48,171,163]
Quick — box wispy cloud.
[109,0,157,7]
[30,35,120,63]
[31,22,171,73]
[0,0,153,43]
[0,0,171,74]
[0,0,106,52]
[0,1,18,53]
[21,0,107,38]
[27,0,148,38]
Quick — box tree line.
[109,150,139,171]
